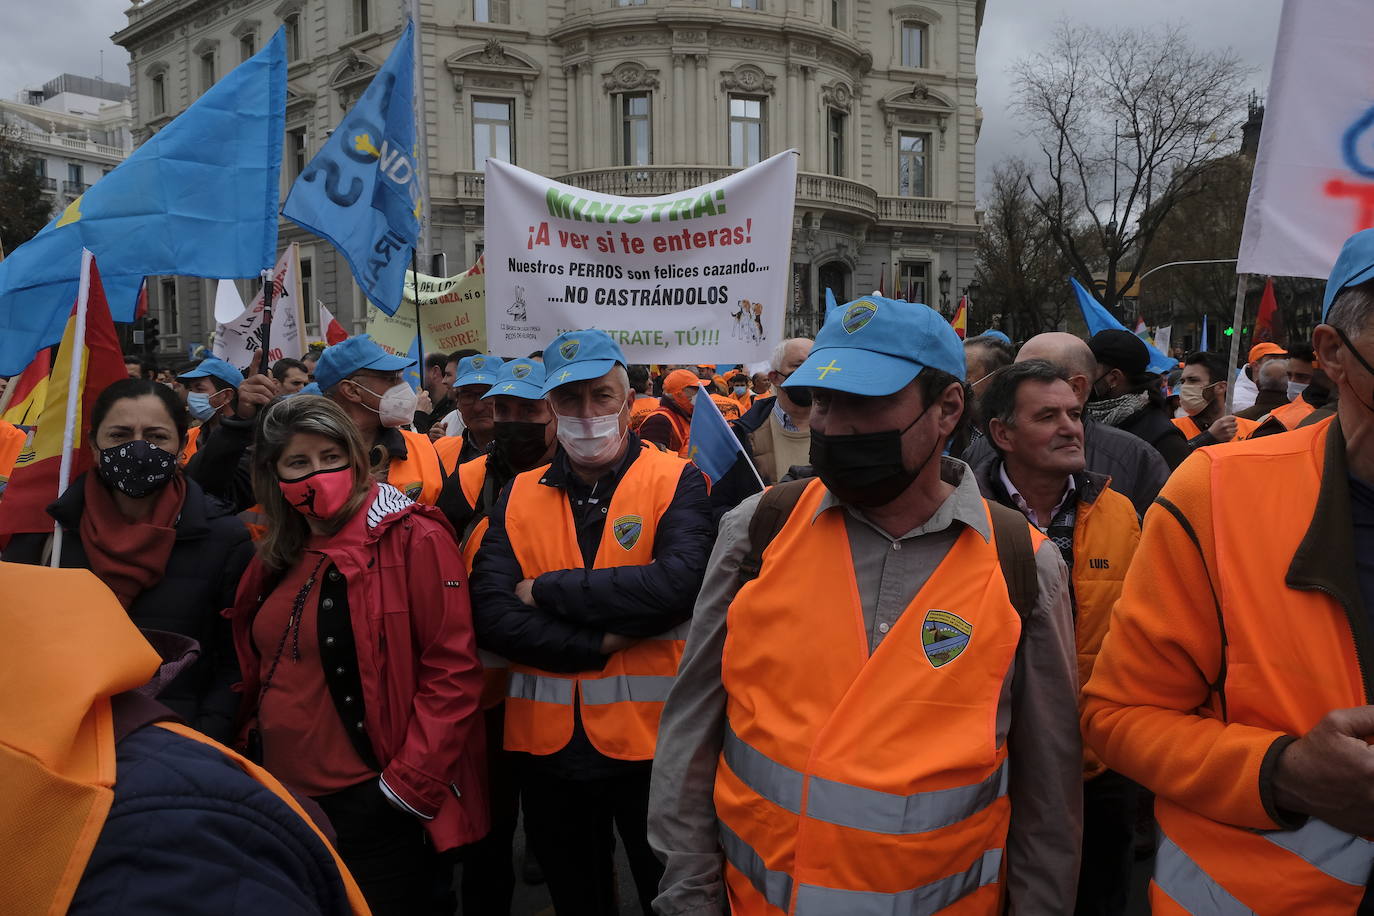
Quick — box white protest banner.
[1238,0,1374,278]
[484,151,796,362]
[214,243,305,370]
[365,257,487,356]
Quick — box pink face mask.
[277,465,355,521]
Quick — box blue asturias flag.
[282,20,419,316]
[0,31,287,376]
[688,385,752,485]
[1069,278,1175,374]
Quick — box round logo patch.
[612,515,644,551]
[559,339,581,360]
[842,301,877,334]
[512,362,532,379]
[921,609,972,668]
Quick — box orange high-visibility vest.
[1267,397,1317,431]
[179,425,202,465]
[1173,414,1258,441]
[457,454,511,710]
[388,429,444,505]
[0,420,26,494]
[434,435,464,475]
[629,396,660,431]
[502,445,689,760]
[1134,419,1374,915]
[716,478,1027,915]
[643,406,691,457]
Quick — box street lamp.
[938,269,951,310]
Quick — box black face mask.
[96,439,177,499]
[809,402,939,507]
[778,372,813,407]
[494,419,552,471]
[1087,371,1112,403]
[1335,327,1374,414]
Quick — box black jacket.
[470,434,712,777]
[2,476,253,742]
[962,419,1169,519]
[1115,402,1192,470]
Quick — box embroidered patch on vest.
[922,609,972,668]
[404,482,423,499]
[612,514,644,551]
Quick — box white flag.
[1153,325,1172,357]
[213,243,305,370]
[213,279,246,324]
[1238,0,1374,278]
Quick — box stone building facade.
[114,0,984,359]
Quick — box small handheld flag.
[1070,278,1174,374]
[688,385,764,491]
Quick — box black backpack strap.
[737,479,811,585]
[110,691,182,744]
[987,501,1040,621]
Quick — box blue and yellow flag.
[283,20,420,317]
[0,32,287,377]
[688,385,752,485]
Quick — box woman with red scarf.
[1,378,253,742]
[226,395,488,916]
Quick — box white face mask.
[352,380,418,428]
[1287,381,1309,402]
[555,410,626,466]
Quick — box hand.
[600,633,641,654]
[515,578,536,606]
[1208,414,1239,442]
[428,425,447,442]
[236,374,280,419]
[415,389,433,416]
[1273,706,1374,834]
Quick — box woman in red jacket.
[227,395,488,915]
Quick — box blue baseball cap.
[314,335,415,394]
[783,296,966,396]
[481,358,545,401]
[540,329,627,395]
[300,382,322,396]
[1324,228,1374,320]
[453,354,505,390]
[177,357,243,389]
[978,329,1012,345]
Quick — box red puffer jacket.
[226,483,489,851]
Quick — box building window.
[729,96,765,168]
[901,22,927,68]
[160,279,179,336]
[67,163,83,185]
[475,0,509,22]
[288,128,308,179]
[353,0,369,34]
[831,0,846,28]
[200,52,216,94]
[151,73,166,115]
[240,33,256,61]
[619,92,652,166]
[827,109,846,176]
[284,14,302,62]
[898,131,930,197]
[472,98,514,171]
[898,262,929,303]
[32,158,46,178]
[730,0,761,8]
[616,0,646,5]
[301,257,315,326]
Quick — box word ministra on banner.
[483,150,797,363]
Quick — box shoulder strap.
[987,501,1039,620]
[110,691,182,743]
[737,479,811,584]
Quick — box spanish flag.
[951,295,968,340]
[1,347,51,428]
[0,252,126,533]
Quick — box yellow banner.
[366,258,487,357]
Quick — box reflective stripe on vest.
[723,725,1010,834]
[1155,820,1374,914]
[794,848,1003,916]
[502,445,690,759]
[721,819,793,911]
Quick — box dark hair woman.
[225,395,488,915]
[1,378,252,742]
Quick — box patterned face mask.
[97,439,177,498]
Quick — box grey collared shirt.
[648,458,1082,915]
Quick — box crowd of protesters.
[4,227,1374,916]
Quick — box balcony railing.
[38,176,57,191]
[446,166,955,226]
[11,126,127,160]
[62,180,90,195]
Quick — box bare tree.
[1012,22,1250,315]
[975,159,1074,337]
[0,124,52,257]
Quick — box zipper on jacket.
[1294,582,1374,704]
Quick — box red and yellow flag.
[1,347,52,428]
[951,295,968,340]
[0,254,127,532]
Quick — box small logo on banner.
[842,300,877,334]
[559,338,581,360]
[921,609,972,668]
[612,515,643,551]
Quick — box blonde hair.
[252,395,374,572]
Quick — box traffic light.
[1223,326,1235,337]
[145,317,160,355]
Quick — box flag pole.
[51,249,94,568]
[411,248,425,373]
[258,267,276,370]
[1225,274,1247,414]
[742,448,767,493]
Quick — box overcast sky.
[0,0,1284,201]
